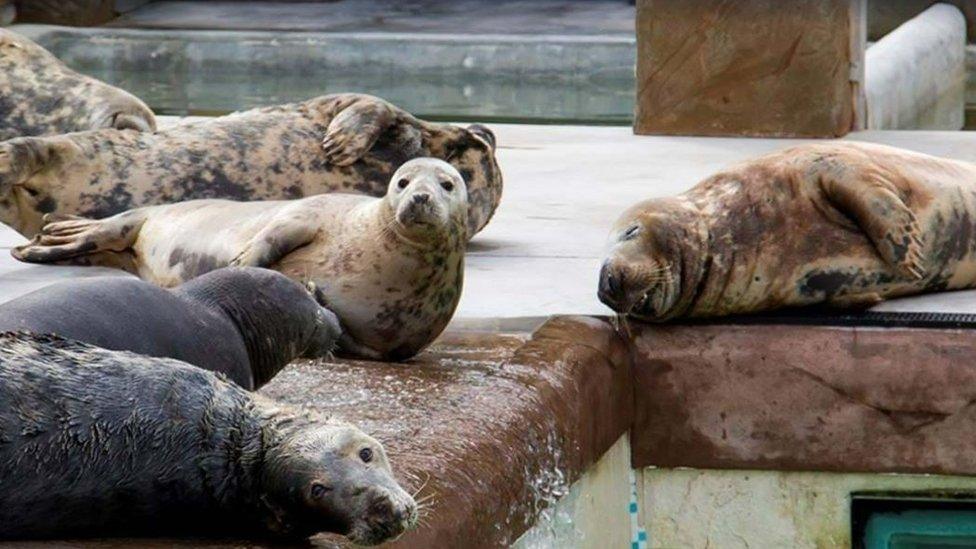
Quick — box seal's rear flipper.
[821,175,926,280]
[321,96,397,166]
[12,211,145,267]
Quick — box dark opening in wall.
[853,495,976,549]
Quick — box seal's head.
[426,123,500,236]
[176,267,342,387]
[599,198,707,322]
[263,422,418,545]
[386,157,468,244]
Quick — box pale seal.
[0,93,499,238]
[15,158,467,361]
[0,28,156,140]
[0,267,341,389]
[0,331,416,544]
[598,142,976,320]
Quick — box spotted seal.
[598,141,976,320]
[0,28,155,140]
[0,331,416,543]
[0,92,499,238]
[0,267,341,389]
[15,158,467,361]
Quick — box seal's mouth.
[346,501,417,546]
[598,264,677,322]
[396,203,446,229]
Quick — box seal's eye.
[397,178,409,190]
[623,225,640,240]
[311,482,331,499]
[440,180,454,192]
[359,447,374,463]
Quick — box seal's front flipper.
[13,210,145,266]
[230,215,316,268]
[321,96,397,166]
[820,175,926,280]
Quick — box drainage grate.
[680,310,976,330]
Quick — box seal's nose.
[412,193,430,205]
[598,262,626,310]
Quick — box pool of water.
[27,26,636,124]
[85,68,636,125]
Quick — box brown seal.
[0,28,155,140]
[598,141,976,320]
[0,93,500,238]
[14,158,467,361]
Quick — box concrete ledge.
[630,323,976,476]
[261,315,632,548]
[865,3,965,130]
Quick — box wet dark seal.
[0,92,500,238]
[0,267,341,389]
[0,331,417,544]
[0,29,156,140]
[599,142,976,320]
[15,158,468,361]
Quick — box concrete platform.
[5,124,976,547]
[6,122,976,322]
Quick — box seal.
[0,331,417,544]
[0,28,156,140]
[598,141,976,320]
[15,157,467,361]
[0,266,341,389]
[0,92,499,238]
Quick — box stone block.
[630,322,976,476]
[635,0,865,137]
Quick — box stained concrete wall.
[513,436,633,549]
[865,3,966,129]
[638,468,976,548]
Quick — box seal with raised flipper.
[0,92,500,238]
[598,141,976,320]
[0,28,156,140]
[0,266,341,389]
[14,158,467,361]
[0,331,417,544]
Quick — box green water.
[80,66,635,125]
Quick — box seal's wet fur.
[0,29,155,140]
[15,158,468,361]
[600,142,976,320]
[0,332,416,543]
[0,267,341,389]
[0,93,500,238]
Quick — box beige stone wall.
[514,436,634,549]
[638,468,976,548]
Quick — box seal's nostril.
[599,264,624,298]
[609,271,624,295]
[412,193,430,205]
